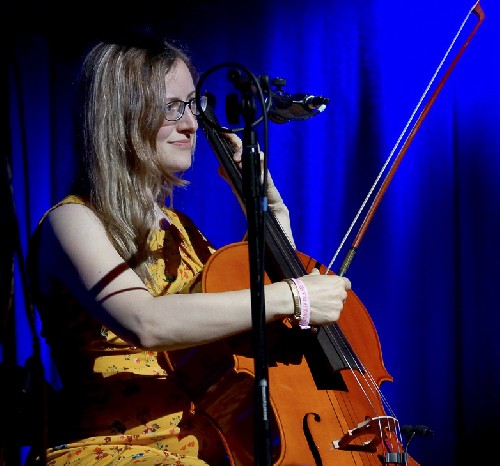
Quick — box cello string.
[325,322,407,453]
[324,1,478,274]
[323,323,383,415]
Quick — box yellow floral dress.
[28,195,230,466]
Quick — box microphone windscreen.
[414,425,433,436]
[401,425,414,438]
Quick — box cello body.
[165,242,419,466]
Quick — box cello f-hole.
[303,412,323,466]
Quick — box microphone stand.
[197,62,330,465]
[239,84,273,465]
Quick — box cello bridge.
[331,415,399,453]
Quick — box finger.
[223,133,243,161]
[309,268,320,275]
[342,276,352,290]
[233,145,243,164]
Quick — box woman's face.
[156,59,198,173]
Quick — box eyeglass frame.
[164,95,208,121]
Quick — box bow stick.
[325,1,485,277]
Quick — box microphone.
[401,424,434,438]
[267,92,329,124]
[397,424,433,464]
[413,425,434,436]
[226,69,329,124]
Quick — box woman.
[27,39,351,465]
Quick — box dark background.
[2,1,499,465]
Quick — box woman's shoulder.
[27,196,101,297]
[34,195,104,258]
[35,194,90,226]
[44,196,104,239]
[46,194,89,214]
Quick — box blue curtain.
[4,1,499,465]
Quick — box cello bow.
[332,1,485,278]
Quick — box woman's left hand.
[219,133,296,248]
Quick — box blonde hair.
[76,40,197,282]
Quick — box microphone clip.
[266,77,330,124]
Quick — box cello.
[186,118,416,466]
[165,108,418,464]
[165,3,484,464]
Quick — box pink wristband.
[291,278,311,329]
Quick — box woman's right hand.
[298,270,351,326]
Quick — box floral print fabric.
[29,196,227,465]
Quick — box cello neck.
[198,107,305,281]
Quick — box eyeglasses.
[165,95,208,121]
